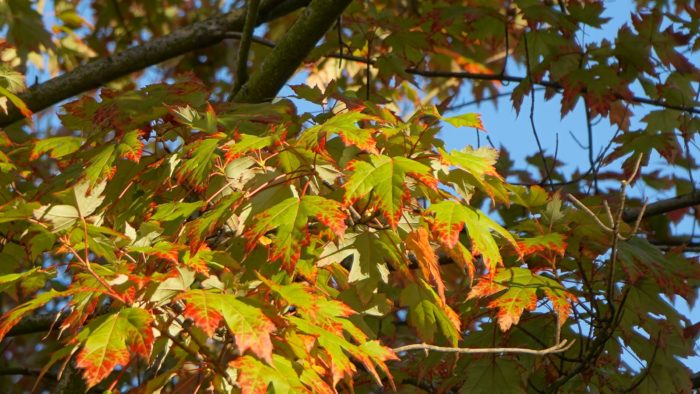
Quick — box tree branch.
[393,339,574,355]
[232,0,353,103]
[403,69,700,115]
[231,0,261,96]
[623,190,700,222]
[5,313,63,337]
[0,0,308,128]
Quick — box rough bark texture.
[0,0,308,128]
[232,0,353,103]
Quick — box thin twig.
[60,237,126,304]
[584,98,598,193]
[218,34,700,116]
[393,339,574,355]
[523,33,553,188]
[623,333,661,393]
[231,0,261,97]
[567,195,614,234]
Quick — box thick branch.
[393,339,574,355]
[232,0,353,103]
[623,190,700,222]
[0,0,308,128]
[231,0,261,96]
[5,313,63,337]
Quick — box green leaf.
[176,138,220,187]
[30,136,84,161]
[0,289,72,341]
[33,204,79,231]
[179,289,276,362]
[344,155,433,228]
[261,279,356,327]
[0,85,31,118]
[151,201,203,222]
[245,196,346,267]
[442,112,485,130]
[230,355,306,394]
[468,268,576,331]
[0,268,50,294]
[75,308,154,388]
[440,147,508,203]
[399,281,461,345]
[147,268,195,305]
[84,144,117,186]
[427,200,518,271]
[459,358,526,393]
[300,111,379,153]
[185,192,241,245]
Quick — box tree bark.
[232,0,353,103]
[0,0,308,128]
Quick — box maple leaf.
[468,268,577,331]
[259,278,388,386]
[74,308,154,388]
[231,355,308,394]
[128,241,183,265]
[427,200,518,273]
[400,281,461,345]
[150,201,204,222]
[30,136,84,160]
[175,138,220,189]
[289,316,397,388]
[443,241,475,283]
[260,277,355,330]
[459,358,526,393]
[223,133,276,161]
[184,192,240,245]
[245,196,347,268]
[405,228,446,302]
[179,289,276,363]
[439,146,509,204]
[0,85,32,119]
[117,129,145,163]
[84,145,117,186]
[344,155,435,228]
[300,110,380,153]
[442,112,485,130]
[517,233,568,256]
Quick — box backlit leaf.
[75,308,154,388]
[427,200,518,272]
[245,196,346,268]
[179,289,276,362]
[344,155,434,228]
[468,268,576,331]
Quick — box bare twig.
[583,99,598,193]
[393,339,574,355]
[523,33,553,188]
[401,69,700,115]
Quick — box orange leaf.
[405,228,445,302]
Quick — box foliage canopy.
[0,0,699,392]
